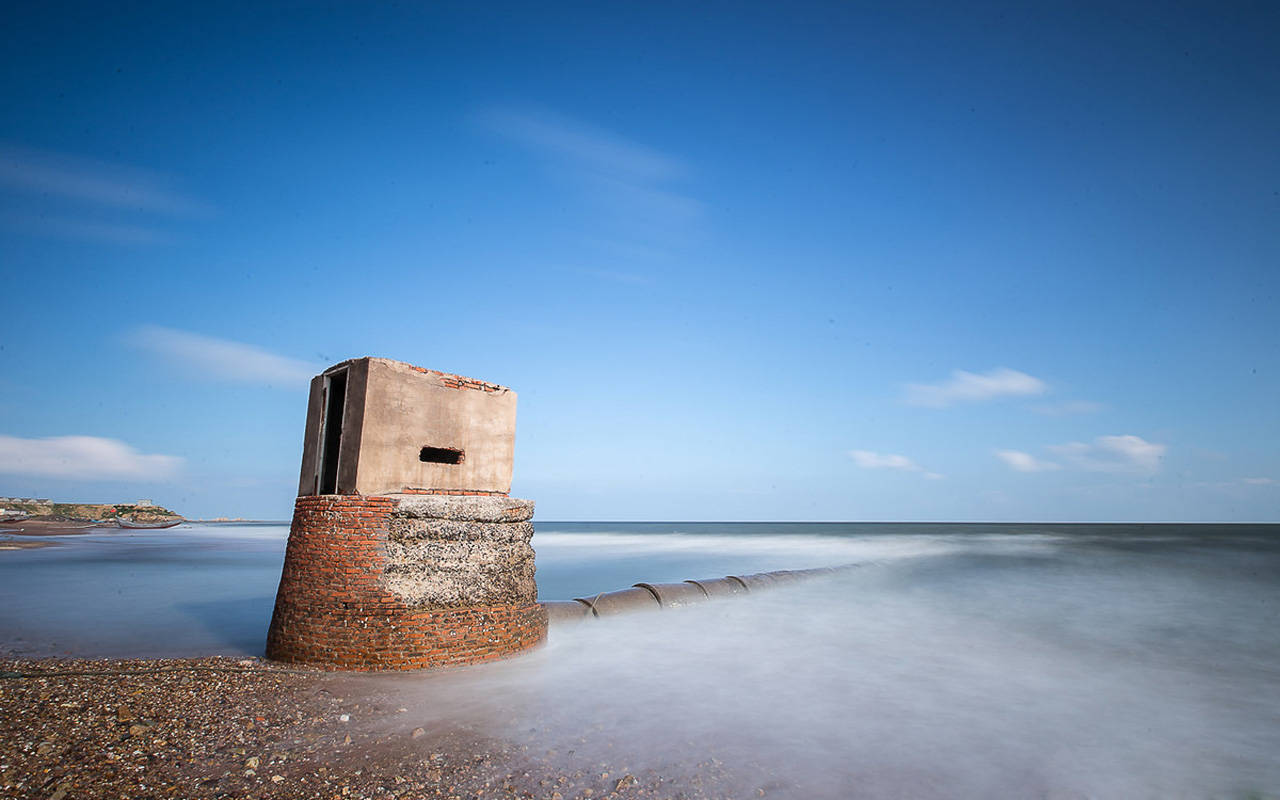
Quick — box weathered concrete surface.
[380,496,537,608]
[296,372,326,496]
[390,494,534,523]
[382,538,537,606]
[389,518,533,543]
[297,357,517,496]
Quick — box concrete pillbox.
[297,357,517,497]
[268,357,546,671]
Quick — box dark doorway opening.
[420,446,464,465]
[319,370,347,494]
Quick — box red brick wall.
[265,495,546,670]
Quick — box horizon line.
[191,518,1280,526]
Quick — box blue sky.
[1,1,1276,521]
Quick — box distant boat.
[116,517,183,529]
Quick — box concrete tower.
[265,357,546,670]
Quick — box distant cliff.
[0,497,182,523]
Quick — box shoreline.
[1,519,112,535]
[0,520,114,550]
[0,519,196,550]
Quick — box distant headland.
[0,496,183,528]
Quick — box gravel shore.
[1,656,764,800]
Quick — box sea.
[2,521,1279,797]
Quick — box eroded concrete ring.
[389,494,535,523]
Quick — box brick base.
[265,495,547,671]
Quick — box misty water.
[2,522,1279,797]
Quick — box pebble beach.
[0,656,752,800]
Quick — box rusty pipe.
[574,586,662,617]
[542,600,592,624]
[686,577,750,597]
[634,581,709,608]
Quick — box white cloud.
[851,451,916,470]
[0,435,181,480]
[1032,400,1103,417]
[994,450,1060,472]
[850,450,944,479]
[129,325,315,386]
[1048,434,1167,474]
[1242,477,1278,486]
[905,368,1047,408]
[0,143,204,216]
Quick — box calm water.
[3,522,1279,796]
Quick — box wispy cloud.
[905,368,1047,408]
[2,212,173,245]
[1188,477,1278,491]
[570,266,651,285]
[1048,434,1167,474]
[0,143,204,215]
[129,326,315,387]
[1032,400,1103,417]
[581,171,702,222]
[479,108,684,183]
[0,143,206,245]
[0,435,181,480]
[850,450,944,479]
[478,107,701,254]
[994,449,1061,472]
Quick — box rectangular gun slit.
[420,446,464,465]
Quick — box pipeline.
[541,564,858,625]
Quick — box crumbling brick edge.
[400,488,510,496]
[406,364,508,393]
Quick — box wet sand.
[1,520,195,552]
[0,656,755,800]
[2,519,111,535]
[0,536,52,550]
[0,520,113,550]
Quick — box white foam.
[366,537,1280,798]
